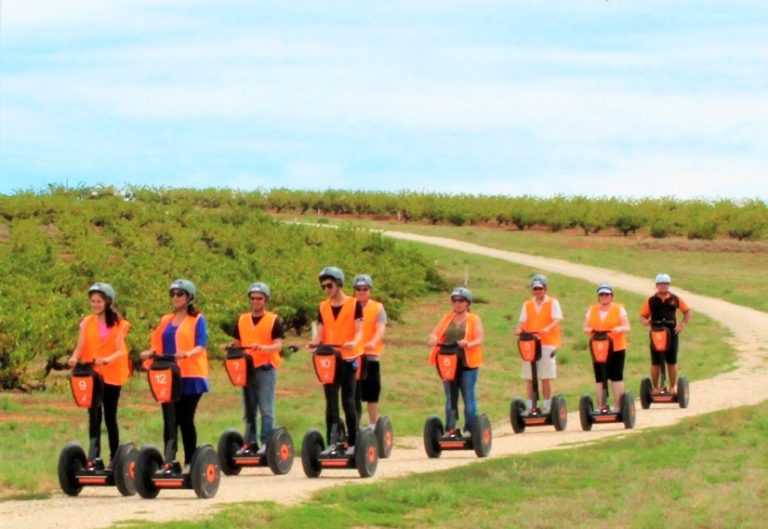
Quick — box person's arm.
[428,321,444,346]
[543,299,563,334]
[613,308,631,335]
[308,316,324,349]
[639,299,651,327]
[676,298,692,333]
[365,307,387,350]
[459,317,484,348]
[98,322,130,365]
[583,311,593,335]
[67,326,87,366]
[514,305,526,335]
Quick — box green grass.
[120,402,768,529]
[0,239,734,496]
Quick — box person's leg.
[161,402,177,462]
[87,405,103,460]
[340,360,359,447]
[176,393,202,465]
[443,381,458,431]
[539,347,556,406]
[521,361,533,407]
[102,384,122,461]
[242,378,258,446]
[361,361,381,425]
[254,367,277,446]
[460,368,479,433]
[667,333,679,392]
[609,351,626,409]
[650,346,662,390]
[323,383,341,445]
[592,362,605,408]
[354,379,363,423]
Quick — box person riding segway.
[639,273,692,408]
[59,283,137,497]
[218,282,294,476]
[423,287,492,458]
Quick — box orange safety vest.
[319,297,360,360]
[80,315,131,386]
[359,300,384,356]
[522,297,561,347]
[237,312,282,369]
[150,313,209,378]
[429,312,483,368]
[587,303,628,352]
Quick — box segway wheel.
[355,429,379,478]
[217,429,244,476]
[551,395,568,431]
[191,445,221,499]
[423,416,444,459]
[509,398,526,434]
[266,427,294,475]
[374,416,394,459]
[621,392,636,429]
[58,442,86,496]
[639,377,653,410]
[301,429,325,478]
[135,446,163,499]
[113,442,138,497]
[579,394,594,431]
[677,377,690,409]
[472,414,492,458]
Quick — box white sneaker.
[345,446,355,456]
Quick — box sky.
[1,1,766,199]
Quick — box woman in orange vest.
[224,282,285,449]
[583,283,631,412]
[352,274,387,428]
[67,282,131,466]
[428,287,485,436]
[140,279,209,468]
[514,274,563,413]
[307,266,363,452]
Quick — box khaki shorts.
[521,346,557,380]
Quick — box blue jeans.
[442,368,479,432]
[243,366,277,446]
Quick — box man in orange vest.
[514,274,563,414]
[308,266,363,452]
[226,282,285,449]
[352,274,387,428]
[640,273,692,395]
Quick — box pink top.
[80,318,111,341]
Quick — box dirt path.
[4,231,768,529]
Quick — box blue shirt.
[161,315,210,395]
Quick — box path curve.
[3,231,768,529]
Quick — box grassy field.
[0,239,733,497]
[120,401,768,529]
[297,216,768,313]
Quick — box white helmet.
[655,273,671,284]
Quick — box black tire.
[135,446,163,499]
[301,429,325,478]
[217,429,244,476]
[113,442,138,497]
[191,445,221,499]
[355,429,379,478]
[640,377,653,410]
[472,414,492,458]
[551,395,568,432]
[621,392,636,429]
[266,427,294,475]
[423,416,443,459]
[509,398,526,434]
[58,442,86,496]
[374,416,394,459]
[579,394,593,431]
[677,377,690,409]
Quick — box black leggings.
[88,383,121,461]
[162,393,202,465]
[324,359,358,447]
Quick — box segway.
[300,345,378,478]
[579,333,636,431]
[639,322,690,409]
[135,354,221,499]
[217,346,294,476]
[58,361,138,497]
[509,333,567,433]
[423,343,492,458]
[357,354,395,459]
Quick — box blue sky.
[1,1,766,198]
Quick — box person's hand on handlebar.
[428,334,438,347]
[139,349,154,360]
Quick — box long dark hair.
[92,292,121,327]
[187,304,200,317]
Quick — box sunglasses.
[249,296,266,302]
[355,287,370,292]
[321,282,336,290]
[170,291,187,298]
[451,298,467,303]
[598,292,612,297]
[532,287,544,291]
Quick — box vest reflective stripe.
[237,312,282,369]
[522,297,561,347]
[81,315,131,386]
[429,312,483,368]
[150,313,209,378]
[319,297,359,360]
[360,300,384,356]
[587,303,628,352]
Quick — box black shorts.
[359,359,381,403]
[650,332,679,366]
[593,350,626,383]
